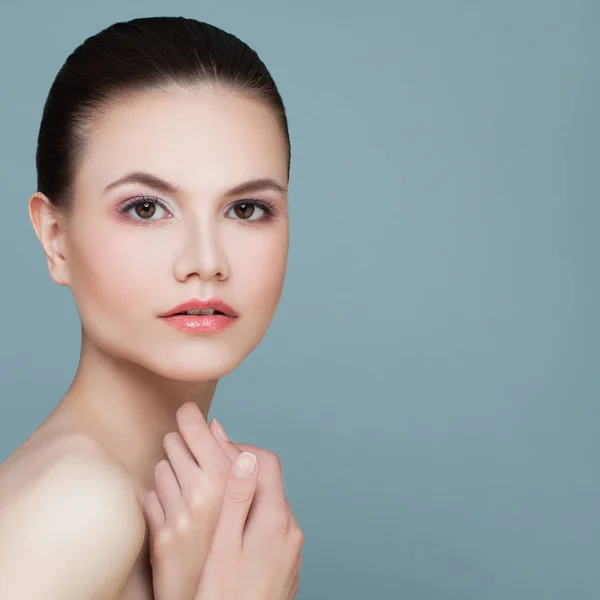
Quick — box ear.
[28,192,71,287]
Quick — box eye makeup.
[115,193,278,224]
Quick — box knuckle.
[152,528,175,554]
[188,489,205,512]
[262,450,281,471]
[188,483,218,513]
[269,508,289,532]
[174,513,191,534]
[292,527,305,551]
[267,449,280,465]
[227,487,251,505]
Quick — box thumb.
[212,452,259,554]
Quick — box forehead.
[75,85,288,196]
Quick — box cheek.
[233,230,288,309]
[67,225,168,320]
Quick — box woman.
[0,16,303,600]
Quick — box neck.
[51,333,219,492]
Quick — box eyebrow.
[102,171,288,197]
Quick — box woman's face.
[55,86,289,381]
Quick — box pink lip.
[160,298,238,318]
[159,298,238,334]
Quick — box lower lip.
[160,314,237,333]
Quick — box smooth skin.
[0,434,146,600]
[145,402,302,600]
[0,84,300,599]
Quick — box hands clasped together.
[142,402,303,600]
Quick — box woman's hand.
[193,435,304,600]
[142,401,303,600]
[142,402,234,600]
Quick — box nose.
[173,220,230,283]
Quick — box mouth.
[160,299,238,319]
[159,299,238,334]
[173,308,226,316]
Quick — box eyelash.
[117,194,276,223]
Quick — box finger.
[163,431,204,499]
[209,419,242,463]
[225,443,267,525]
[143,490,165,534]
[212,452,259,554]
[241,448,287,519]
[233,443,288,518]
[224,443,290,532]
[176,402,229,476]
[154,459,183,519]
[205,430,262,529]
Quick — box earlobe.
[28,192,71,287]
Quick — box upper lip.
[160,298,238,318]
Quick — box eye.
[118,196,171,221]
[227,199,275,222]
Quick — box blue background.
[0,1,598,597]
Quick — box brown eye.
[120,197,170,221]
[233,202,255,219]
[135,202,156,219]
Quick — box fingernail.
[213,419,229,442]
[233,452,256,479]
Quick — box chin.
[136,345,249,382]
[151,359,242,382]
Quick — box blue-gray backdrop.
[0,1,598,598]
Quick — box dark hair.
[36,16,290,211]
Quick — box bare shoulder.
[0,428,140,510]
[0,430,145,600]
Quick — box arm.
[0,444,145,600]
